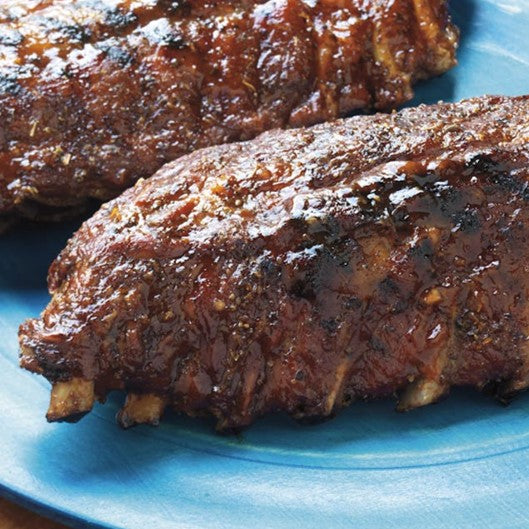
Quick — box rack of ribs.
[19,94,529,430]
[0,0,458,218]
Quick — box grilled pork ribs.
[19,95,529,429]
[0,0,457,218]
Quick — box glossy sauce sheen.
[19,95,529,429]
[0,0,457,217]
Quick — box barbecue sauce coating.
[20,95,529,430]
[0,0,458,217]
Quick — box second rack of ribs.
[0,0,458,217]
[19,95,529,430]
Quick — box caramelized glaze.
[22,95,529,430]
[0,0,457,217]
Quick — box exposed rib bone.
[503,357,529,394]
[47,378,95,422]
[117,393,166,428]
[412,0,459,73]
[325,359,349,415]
[397,377,447,411]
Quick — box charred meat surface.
[20,95,529,431]
[0,0,458,217]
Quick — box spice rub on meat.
[0,0,458,218]
[21,95,529,431]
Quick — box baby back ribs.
[0,0,458,217]
[20,95,529,431]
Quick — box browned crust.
[0,0,457,217]
[21,95,529,430]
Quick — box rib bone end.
[501,361,529,396]
[47,378,95,423]
[397,378,447,412]
[117,393,166,429]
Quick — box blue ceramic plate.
[2,2,529,527]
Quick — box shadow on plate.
[24,385,529,483]
[0,218,86,291]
